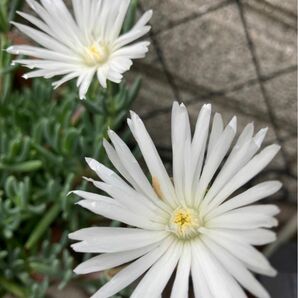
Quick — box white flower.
[69,102,281,298]
[7,0,152,99]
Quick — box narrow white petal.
[171,102,191,202]
[190,104,211,194]
[97,65,109,88]
[133,10,153,30]
[109,57,133,73]
[14,59,79,72]
[11,22,72,54]
[91,237,173,298]
[206,112,224,159]
[206,181,282,218]
[76,198,161,230]
[90,180,165,222]
[201,227,276,246]
[226,204,280,217]
[129,111,178,207]
[74,244,156,274]
[38,0,82,45]
[110,0,130,40]
[112,42,150,59]
[170,243,191,298]
[107,69,122,83]
[113,26,151,49]
[85,157,128,189]
[195,117,237,206]
[205,144,281,212]
[102,140,172,214]
[202,138,253,206]
[202,236,270,298]
[52,72,80,89]
[103,139,138,187]
[107,130,160,201]
[254,127,268,147]
[202,232,277,276]
[70,227,167,253]
[192,240,246,298]
[78,69,96,99]
[131,241,182,298]
[17,10,53,37]
[207,211,278,230]
[25,0,81,47]
[191,247,213,298]
[233,122,254,150]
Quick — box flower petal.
[74,193,162,230]
[70,227,167,253]
[74,243,157,274]
[91,237,173,298]
[206,211,278,230]
[192,240,247,298]
[171,102,191,202]
[195,116,237,206]
[190,104,211,194]
[128,111,178,207]
[202,232,277,276]
[202,236,270,298]
[202,227,276,246]
[131,240,182,298]
[205,144,281,212]
[170,243,191,298]
[107,130,160,201]
[206,181,282,218]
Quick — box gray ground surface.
[129,0,297,204]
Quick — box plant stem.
[0,276,26,298]
[25,203,60,250]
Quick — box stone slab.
[140,0,226,33]
[264,0,297,15]
[264,71,297,133]
[244,6,297,76]
[156,4,258,92]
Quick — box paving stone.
[243,0,297,28]
[136,37,164,71]
[156,4,258,92]
[264,71,297,133]
[282,137,298,176]
[264,0,297,15]
[244,6,297,76]
[140,0,226,32]
[224,84,269,116]
[176,79,271,122]
[188,99,278,142]
[140,97,280,150]
[260,243,297,298]
[189,100,288,173]
[143,110,172,148]
[128,68,176,118]
[281,175,298,202]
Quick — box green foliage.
[0,0,23,33]
[0,77,141,297]
[0,1,142,296]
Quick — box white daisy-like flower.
[69,102,281,298]
[7,0,152,99]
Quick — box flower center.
[84,42,109,66]
[169,207,201,240]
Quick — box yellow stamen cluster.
[85,42,109,66]
[169,207,200,240]
[174,209,192,229]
